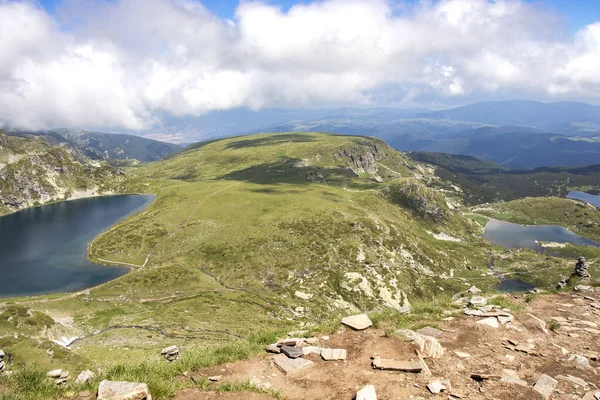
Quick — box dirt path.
[175,290,600,400]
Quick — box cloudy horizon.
[1,0,599,131]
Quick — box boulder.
[533,374,557,400]
[97,380,152,400]
[75,370,95,385]
[567,354,590,368]
[356,384,377,400]
[341,314,373,330]
[321,348,347,361]
[272,354,314,375]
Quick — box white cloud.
[0,0,599,130]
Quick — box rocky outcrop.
[335,144,382,175]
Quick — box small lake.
[0,195,153,297]
[483,218,600,252]
[568,191,600,207]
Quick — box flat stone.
[265,344,281,354]
[341,314,373,330]
[208,375,222,382]
[417,326,443,338]
[372,357,422,372]
[272,354,314,375]
[302,346,322,356]
[280,345,303,359]
[161,345,178,355]
[476,317,499,328]
[498,315,514,324]
[47,369,62,378]
[277,338,304,347]
[469,296,487,307]
[464,309,484,316]
[515,345,531,354]
[356,384,377,400]
[97,380,151,400]
[467,286,482,294]
[471,373,501,381]
[555,374,588,388]
[305,338,318,345]
[500,376,528,387]
[321,348,347,361]
[427,380,446,394]
[575,285,594,292]
[75,370,95,384]
[533,374,557,400]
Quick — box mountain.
[425,100,600,134]
[7,129,181,162]
[0,130,125,214]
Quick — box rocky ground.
[175,288,600,400]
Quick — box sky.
[1,0,600,131]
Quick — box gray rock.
[302,346,322,356]
[500,376,528,387]
[567,354,590,367]
[498,315,514,324]
[161,345,179,362]
[555,374,588,389]
[398,329,445,358]
[464,309,484,316]
[75,370,95,385]
[467,286,482,294]
[277,338,304,347]
[265,344,281,354]
[476,317,499,328]
[575,285,594,292]
[533,374,557,400]
[427,380,446,394]
[341,314,373,330]
[356,384,377,400]
[272,354,314,375]
[416,326,443,338]
[280,345,303,359]
[371,357,422,372]
[47,369,63,378]
[469,296,487,307]
[321,348,347,361]
[97,380,152,400]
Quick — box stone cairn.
[161,345,180,362]
[574,256,590,278]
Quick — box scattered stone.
[498,315,514,324]
[47,369,63,378]
[469,296,487,307]
[277,338,304,347]
[161,345,180,362]
[454,351,471,358]
[533,374,557,400]
[265,344,281,354]
[555,374,588,389]
[470,373,501,381]
[302,346,322,356]
[305,337,318,345]
[321,348,347,361]
[467,286,482,294]
[567,354,590,368]
[208,375,223,382]
[500,376,528,387]
[464,309,484,316]
[515,344,532,354]
[507,339,519,346]
[416,326,443,338]
[272,354,314,375]
[372,357,422,372]
[280,345,303,359]
[398,329,445,359]
[341,314,373,331]
[356,384,377,400]
[575,285,594,292]
[427,380,446,394]
[75,370,95,384]
[97,380,152,400]
[476,317,499,328]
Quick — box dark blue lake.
[0,195,153,297]
[568,191,600,207]
[483,218,600,252]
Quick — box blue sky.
[37,0,600,32]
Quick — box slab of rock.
[302,346,322,356]
[75,370,95,384]
[208,375,222,382]
[469,296,487,307]
[277,338,304,347]
[471,373,502,381]
[47,369,63,378]
[427,380,446,394]
[372,357,422,372]
[476,317,499,328]
[97,380,152,400]
[567,354,590,367]
[280,345,303,359]
[464,309,484,316]
[265,344,281,354]
[454,351,471,358]
[341,314,372,331]
[533,374,557,400]
[356,384,377,400]
[498,315,514,324]
[321,348,347,361]
[417,326,443,338]
[555,374,588,389]
[398,329,445,359]
[527,313,549,334]
[500,376,528,387]
[272,354,314,375]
